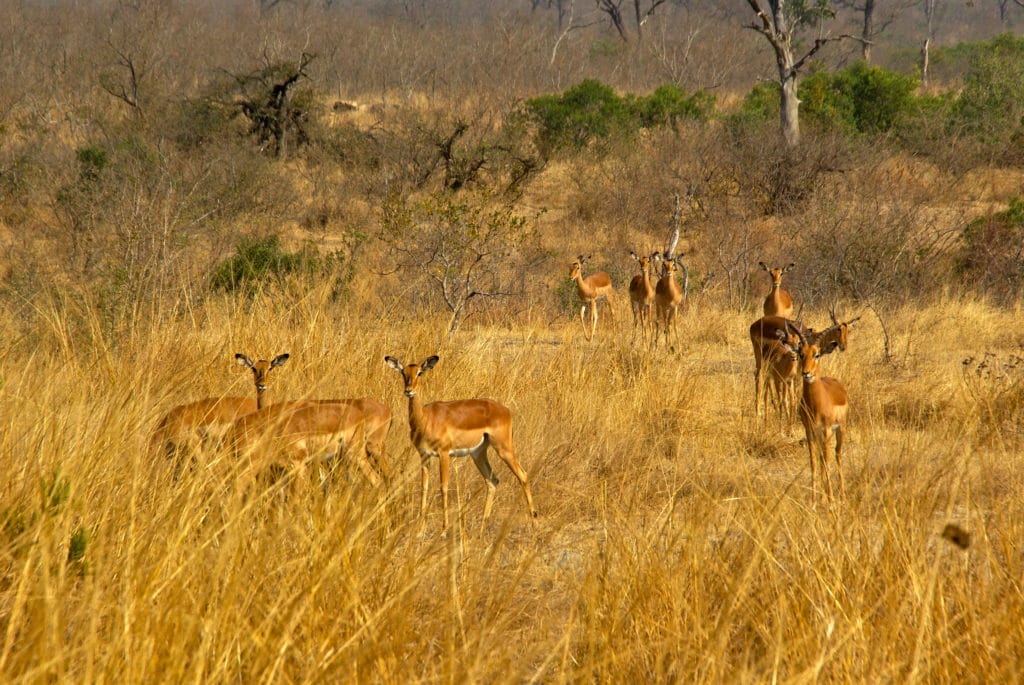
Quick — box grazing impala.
[569,255,615,341]
[790,323,849,499]
[151,353,290,461]
[759,262,795,318]
[654,253,685,349]
[385,355,538,532]
[229,397,392,489]
[628,251,659,344]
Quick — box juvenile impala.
[151,352,290,461]
[759,262,795,318]
[654,252,685,349]
[628,251,659,344]
[569,255,615,341]
[790,323,849,499]
[385,355,538,532]
[228,397,392,489]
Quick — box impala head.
[818,308,863,354]
[235,352,290,394]
[798,342,824,383]
[661,251,683,277]
[777,322,801,360]
[759,262,795,287]
[385,354,439,397]
[569,255,591,281]
[629,250,651,272]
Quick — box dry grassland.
[0,287,1022,682]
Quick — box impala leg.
[579,304,590,340]
[818,432,834,500]
[419,459,431,520]
[469,442,499,527]
[590,300,598,339]
[834,423,846,495]
[493,442,538,521]
[438,449,452,532]
[804,423,817,499]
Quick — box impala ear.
[420,355,440,372]
[235,353,255,369]
[271,353,290,368]
[630,251,638,261]
[784,262,795,272]
[758,261,768,271]
[384,356,404,372]
[848,317,861,327]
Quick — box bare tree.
[595,0,668,42]
[837,0,915,62]
[743,0,856,147]
[378,192,542,334]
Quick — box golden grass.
[1,290,1022,683]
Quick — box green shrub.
[524,80,714,156]
[731,65,918,136]
[951,34,1024,145]
[525,79,634,153]
[628,85,715,130]
[729,82,780,129]
[210,234,336,294]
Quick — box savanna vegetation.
[2,0,1024,682]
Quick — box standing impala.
[385,355,538,532]
[569,255,615,341]
[151,353,290,461]
[628,251,659,344]
[790,323,849,499]
[749,310,860,420]
[759,262,795,318]
[654,253,685,349]
[228,397,392,489]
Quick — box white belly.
[420,437,486,459]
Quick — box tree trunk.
[780,66,801,148]
[861,0,875,63]
[921,36,931,89]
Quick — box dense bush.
[210,234,343,294]
[524,79,713,155]
[951,34,1024,147]
[734,64,918,136]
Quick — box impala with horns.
[759,262,795,318]
[569,255,615,341]
[151,353,290,464]
[749,309,860,419]
[628,250,659,344]
[654,252,685,349]
[385,355,538,533]
[228,396,392,490]
[788,322,849,499]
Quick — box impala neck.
[406,391,426,432]
[256,387,269,410]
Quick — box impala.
[759,262,795,318]
[749,310,860,419]
[628,251,659,344]
[385,354,538,532]
[790,323,849,499]
[229,397,392,489]
[569,255,615,341]
[151,352,290,461]
[654,252,685,349]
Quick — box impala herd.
[152,256,859,531]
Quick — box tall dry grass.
[0,287,1022,683]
